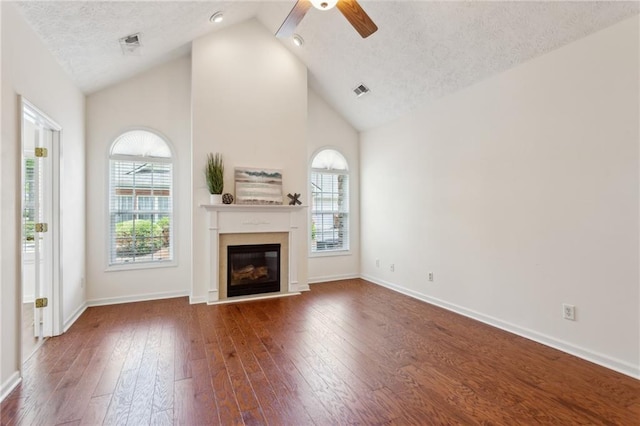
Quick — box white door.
[21,100,60,341]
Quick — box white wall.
[361,16,640,378]
[86,55,192,304]
[1,2,85,396]
[191,19,308,302]
[307,89,360,283]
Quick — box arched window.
[310,149,349,253]
[108,130,174,266]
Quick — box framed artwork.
[234,168,283,205]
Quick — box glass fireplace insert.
[227,243,281,297]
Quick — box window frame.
[105,129,177,271]
[309,148,351,258]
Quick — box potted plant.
[205,152,224,204]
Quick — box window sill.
[105,259,177,272]
[309,249,352,258]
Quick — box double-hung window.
[310,149,349,253]
[109,130,174,267]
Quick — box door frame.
[19,96,63,356]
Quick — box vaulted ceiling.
[15,1,640,131]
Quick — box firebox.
[227,244,281,297]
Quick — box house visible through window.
[109,130,173,266]
[310,149,349,253]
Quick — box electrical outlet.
[428,272,434,282]
[563,304,576,321]
[390,264,395,272]
[376,259,380,268]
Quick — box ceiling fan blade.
[276,0,312,38]
[336,0,378,38]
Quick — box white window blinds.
[108,131,173,266]
[310,149,349,253]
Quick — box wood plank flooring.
[2,279,639,425]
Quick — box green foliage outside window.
[157,216,170,231]
[115,219,163,257]
[24,221,35,242]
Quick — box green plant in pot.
[205,153,224,204]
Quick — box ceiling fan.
[276,0,378,39]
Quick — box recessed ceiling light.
[292,34,304,47]
[210,12,224,24]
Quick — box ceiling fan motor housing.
[277,0,377,39]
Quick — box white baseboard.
[87,290,190,307]
[309,273,359,284]
[361,274,640,380]
[64,302,88,333]
[1,371,21,403]
[189,295,207,304]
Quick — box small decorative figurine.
[287,193,302,206]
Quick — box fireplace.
[201,204,306,304]
[227,243,281,297]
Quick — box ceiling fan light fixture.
[310,0,338,11]
[292,34,304,47]
[210,11,224,24]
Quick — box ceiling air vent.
[353,83,370,97]
[119,33,142,56]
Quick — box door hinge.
[35,223,48,233]
[35,297,48,308]
[35,147,48,158]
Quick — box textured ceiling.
[15,1,640,131]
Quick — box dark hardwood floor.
[2,279,639,425]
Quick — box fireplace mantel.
[201,204,305,212]
[200,204,306,304]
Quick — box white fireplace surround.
[201,204,306,304]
